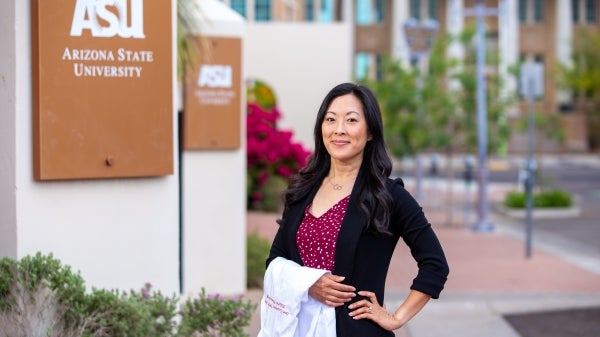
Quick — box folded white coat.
[257,257,337,337]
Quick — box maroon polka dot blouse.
[296,195,351,271]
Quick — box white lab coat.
[257,257,337,337]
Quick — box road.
[488,159,600,260]
[398,154,600,264]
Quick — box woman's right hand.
[308,274,356,307]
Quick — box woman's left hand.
[347,291,403,331]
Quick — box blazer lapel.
[332,173,366,280]
[284,182,320,265]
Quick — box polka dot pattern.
[296,195,350,271]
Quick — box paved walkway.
[244,178,600,337]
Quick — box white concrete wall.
[244,22,354,149]
[1,0,180,295]
[182,152,246,294]
[0,0,17,258]
[182,0,247,295]
[1,0,349,297]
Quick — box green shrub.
[534,189,573,207]
[504,191,526,208]
[0,253,256,337]
[179,289,255,337]
[246,231,271,289]
[0,252,88,336]
[84,283,178,337]
[503,189,573,208]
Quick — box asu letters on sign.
[70,0,145,38]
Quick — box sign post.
[520,60,544,258]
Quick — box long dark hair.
[283,83,393,234]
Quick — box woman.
[266,82,449,336]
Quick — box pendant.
[332,184,342,190]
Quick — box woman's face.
[321,93,372,164]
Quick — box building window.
[519,0,544,24]
[375,0,385,22]
[356,0,384,24]
[305,0,314,21]
[573,0,581,22]
[518,0,527,23]
[411,0,421,20]
[354,53,382,81]
[321,0,334,22]
[428,0,438,20]
[585,0,597,23]
[230,0,246,18]
[533,0,544,22]
[255,0,271,21]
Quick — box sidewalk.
[244,178,600,337]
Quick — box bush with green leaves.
[246,231,271,289]
[179,289,255,337]
[503,189,573,208]
[0,252,256,337]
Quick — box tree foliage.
[560,29,600,107]
[559,29,600,149]
[364,26,516,159]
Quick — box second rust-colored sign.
[183,36,242,150]
[31,0,173,180]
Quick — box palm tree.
[177,0,206,81]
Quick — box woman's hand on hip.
[348,291,403,331]
[308,274,356,307]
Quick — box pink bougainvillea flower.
[246,101,312,211]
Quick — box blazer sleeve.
[389,178,449,299]
[266,223,291,269]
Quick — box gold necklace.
[328,178,343,190]
[327,176,354,191]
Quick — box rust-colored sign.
[31,0,173,180]
[183,36,242,150]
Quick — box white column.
[498,0,519,107]
[341,0,353,23]
[446,0,464,91]
[184,0,247,295]
[391,0,410,64]
[446,0,464,61]
[247,0,255,22]
[4,0,180,295]
[556,0,573,104]
[314,0,322,21]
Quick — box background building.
[225,0,599,153]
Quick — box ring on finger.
[368,306,372,313]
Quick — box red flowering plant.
[246,99,311,212]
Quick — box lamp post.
[463,1,501,232]
[403,17,439,202]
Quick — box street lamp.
[463,1,500,232]
[403,17,439,202]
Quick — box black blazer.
[267,174,449,337]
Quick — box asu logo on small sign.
[198,65,233,88]
[70,0,145,39]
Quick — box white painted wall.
[0,0,17,258]
[244,22,354,149]
[1,0,180,295]
[2,0,349,297]
[182,0,247,295]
